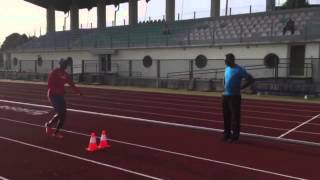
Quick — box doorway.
[289,45,305,76]
[99,54,111,72]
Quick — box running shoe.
[52,133,64,139]
[44,122,52,135]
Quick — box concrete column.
[166,0,175,22]
[266,0,276,12]
[314,47,320,83]
[70,1,79,30]
[313,58,320,83]
[211,0,220,17]
[317,58,320,83]
[97,0,106,29]
[129,0,138,25]
[46,4,55,33]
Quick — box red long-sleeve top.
[47,68,80,97]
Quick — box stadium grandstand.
[0,0,320,96]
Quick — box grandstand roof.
[24,0,138,12]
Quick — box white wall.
[112,44,288,78]
[11,50,98,74]
[9,42,319,81]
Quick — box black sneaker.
[222,134,230,142]
[228,136,239,143]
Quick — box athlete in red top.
[45,58,82,138]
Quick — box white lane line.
[2,97,319,135]
[0,99,219,132]
[0,117,308,180]
[1,89,317,118]
[0,135,162,180]
[0,176,9,180]
[1,83,319,112]
[1,99,320,148]
[0,99,303,135]
[82,93,320,113]
[278,114,320,138]
[1,95,316,126]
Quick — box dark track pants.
[222,95,242,140]
[47,95,66,133]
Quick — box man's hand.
[241,74,254,90]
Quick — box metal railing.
[0,58,317,82]
[166,58,315,80]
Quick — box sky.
[0,0,319,45]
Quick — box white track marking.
[0,117,308,180]
[0,135,162,180]
[0,98,220,131]
[6,94,319,128]
[1,81,320,110]
[0,176,9,180]
[0,105,48,115]
[0,89,317,117]
[278,114,320,138]
[0,99,316,136]
[67,93,319,115]
[295,130,320,136]
[0,99,312,133]
[1,94,318,127]
[1,99,320,148]
[1,84,318,113]
[81,93,320,113]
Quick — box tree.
[281,0,310,9]
[0,33,32,51]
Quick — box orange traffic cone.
[98,130,110,149]
[86,132,98,152]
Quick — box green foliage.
[0,33,33,51]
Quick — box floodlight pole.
[114,5,120,26]
[225,0,229,16]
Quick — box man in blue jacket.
[223,53,254,142]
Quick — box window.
[143,55,152,68]
[37,56,43,66]
[0,55,5,68]
[13,57,18,66]
[195,55,208,69]
[5,59,11,70]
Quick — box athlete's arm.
[65,73,82,96]
[241,73,254,90]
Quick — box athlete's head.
[59,58,72,70]
[59,59,67,70]
[225,53,235,67]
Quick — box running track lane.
[0,99,320,142]
[0,81,320,144]
[0,83,320,141]
[0,105,319,179]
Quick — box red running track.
[0,81,319,179]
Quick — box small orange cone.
[86,132,98,152]
[98,130,110,149]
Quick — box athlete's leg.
[46,96,65,137]
[222,96,232,140]
[52,97,66,138]
[46,114,59,127]
[230,96,241,140]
